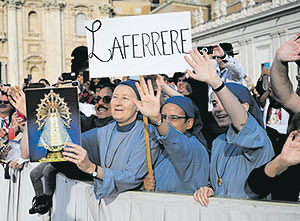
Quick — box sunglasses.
[94,96,111,104]
[177,79,187,83]
[0,100,9,105]
[161,114,187,121]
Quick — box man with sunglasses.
[0,90,14,130]
[80,84,115,133]
[134,79,209,193]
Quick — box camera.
[197,46,214,55]
[62,72,77,81]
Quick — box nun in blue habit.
[63,80,160,199]
[209,83,274,199]
[184,48,274,206]
[151,96,210,193]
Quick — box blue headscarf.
[119,80,141,100]
[162,96,207,147]
[225,82,263,127]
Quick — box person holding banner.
[62,80,160,199]
[134,78,209,193]
[184,49,274,206]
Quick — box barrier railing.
[1,162,300,221]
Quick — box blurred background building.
[0,0,299,86]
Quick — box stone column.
[6,0,20,85]
[16,2,24,83]
[44,1,64,83]
[1,63,7,83]
[248,37,256,80]
[239,40,248,75]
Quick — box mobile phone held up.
[197,46,215,55]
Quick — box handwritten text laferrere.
[85,12,192,78]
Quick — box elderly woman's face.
[211,94,231,128]
[110,85,138,126]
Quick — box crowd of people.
[0,32,300,216]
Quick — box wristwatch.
[92,164,98,178]
[153,118,163,127]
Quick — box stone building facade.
[1,0,299,86]
[0,0,110,85]
[191,0,300,87]
[152,0,300,87]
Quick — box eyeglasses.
[161,114,187,121]
[0,100,9,105]
[94,96,111,104]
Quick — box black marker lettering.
[132,34,142,58]
[180,28,189,54]
[85,20,111,62]
[151,32,162,56]
[141,33,153,57]
[170,30,180,54]
[110,37,124,60]
[122,34,130,59]
[161,30,171,56]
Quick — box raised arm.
[270,32,300,113]
[133,78,170,136]
[247,130,300,198]
[156,75,183,97]
[265,131,300,177]
[213,45,245,82]
[184,49,248,131]
[8,85,27,117]
[7,86,29,158]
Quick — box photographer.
[212,43,245,84]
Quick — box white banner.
[85,12,192,78]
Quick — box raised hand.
[184,49,221,89]
[8,85,26,117]
[0,85,9,94]
[156,75,165,89]
[193,186,214,207]
[133,78,161,123]
[276,32,300,62]
[212,44,224,57]
[278,131,300,168]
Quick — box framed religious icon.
[26,87,81,162]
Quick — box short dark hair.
[160,74,169,83]
[173,72,185,85]
[101,83,115,93]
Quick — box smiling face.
[161,103,193,134]
[211,93,231,128]
[110,85,138,126]
[95,86,113,119]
